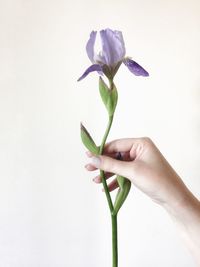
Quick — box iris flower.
[78,28,149,82]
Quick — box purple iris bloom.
[78,28,149,81]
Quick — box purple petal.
[100,29,126,66]
[77,64,103,81]
[86,31,97,63]
[123,58,149,77]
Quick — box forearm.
[163,186,200,265]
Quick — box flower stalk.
[100,121,118,267]
[99,113,118,267]
[99,115,114,213]
[112,214,118,267]
[79,28,149,267]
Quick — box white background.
[0,0,200,266]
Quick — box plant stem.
[99,115,113,154]
[100,170,114,212]
[99,115,114,213]
[112,214,118,267]
[99,115,118,267]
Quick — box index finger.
[104,138,140,154]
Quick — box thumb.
[91,155,133,179]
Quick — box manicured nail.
[91,156,101,168]
[84,164,90,170]
[93,177,98,182]
[86,151,93,157]
[93,176,101,183]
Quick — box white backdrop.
[0,0,200,266]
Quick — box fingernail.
[93,176,101,183]
[91,156,101,168]
[86,151,93,157]
[84,164,90,170]
[93,177,98,183]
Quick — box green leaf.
[113,176,131,215]
[80,123,99,155]
[99,77,118,116]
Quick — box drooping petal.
[77,64,103,81]
[100,29,126,66]
[86,31,97,63]
[123,58,149,77]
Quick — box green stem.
[99,115,114,213]
[99,115,113,154]
[112,214,118,267]
[99,115,118,267]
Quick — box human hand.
[85,137,190,208]
[85,137,200,264]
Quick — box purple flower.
[78,28,149,81]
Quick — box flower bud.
[80,123,99,155]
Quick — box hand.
[85,137,191,208]
[85,137,200,264]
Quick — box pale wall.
[0,0,200,266]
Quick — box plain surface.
[0,0,200,266]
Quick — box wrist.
[162,186,200,264]
[162,184,200,228]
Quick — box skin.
[85,137,200,266]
